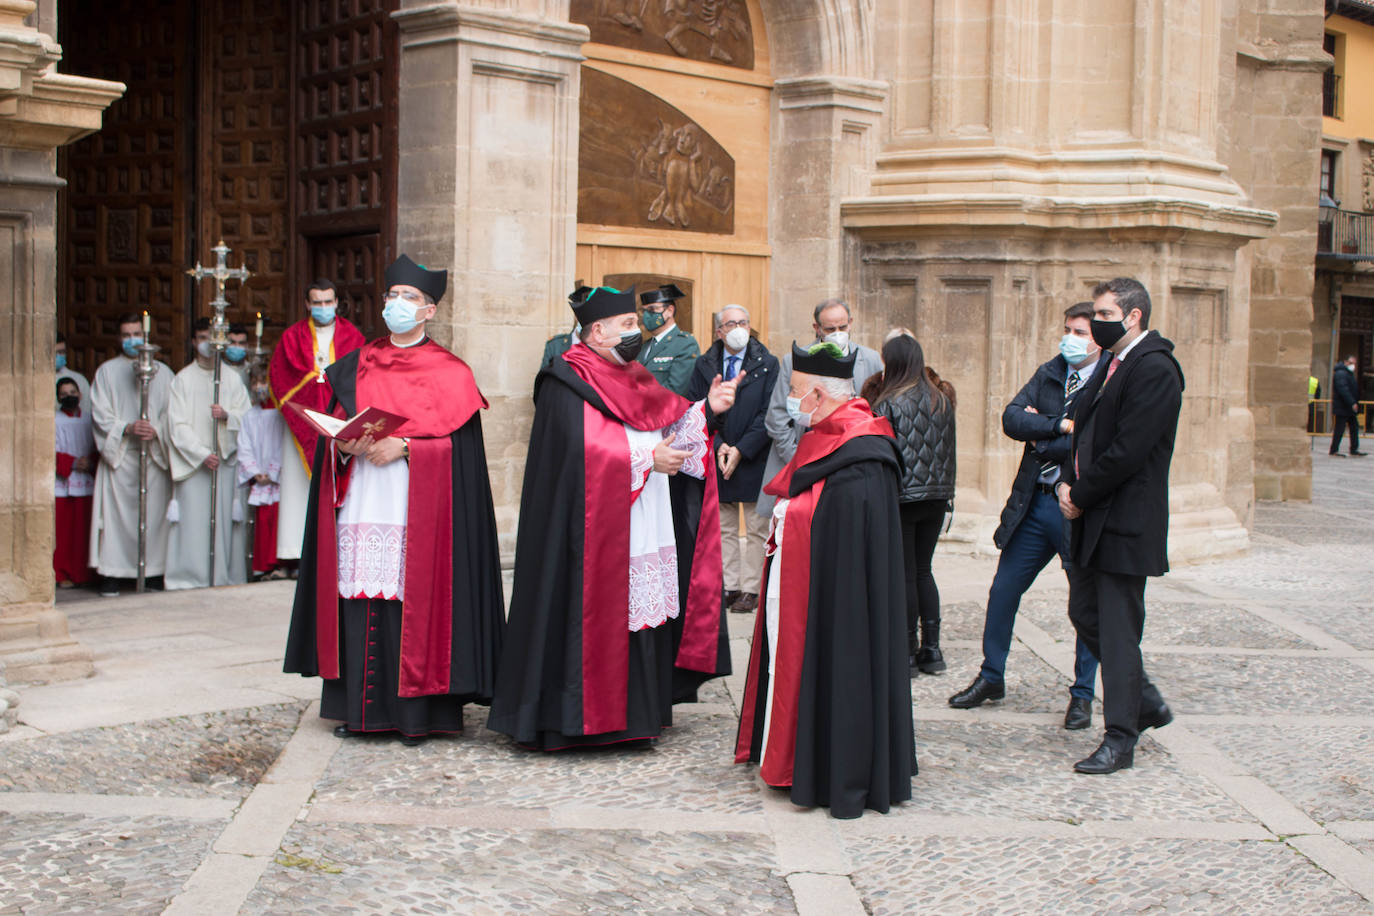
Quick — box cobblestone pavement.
[2,454,1372,914]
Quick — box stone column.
[392,2,587,559]
[767,76,887,348]
[0,0,123,683]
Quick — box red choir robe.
[734,398,915,818]
[268,317,365,475]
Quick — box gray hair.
[812,298,850,324]
[808,375,855,401]
[714,304,750,327]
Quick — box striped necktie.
[1040,369,1082,480]
[725,355,739,381]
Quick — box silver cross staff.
[186,240,252,587]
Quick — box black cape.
[486,356,730,748]
[282,348,506,714]
[738,434,915,818]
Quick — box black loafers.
[948,676,1005,709]
[1138,702,1174,732]
[1064,697,1093,730]
[333,725,356,738]
[1073,742,1133,774]
[399,734,425,747]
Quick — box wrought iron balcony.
[1317,205,1374,260]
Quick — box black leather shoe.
[1138,702,1174,732]
[724,590,741,609]
[399,734,425,747]
[1064,697,1092,730]
[333,725,356,739]
[1353,451,1368,457]
[1074,742,1133,774]
[948,676,1005,709]
[916,646,946,674]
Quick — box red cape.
[312,337,488,697]
[268,317,365,474]
[562,343,725,734]
[735,398,894,783]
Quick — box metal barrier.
[1307,399,1373,441]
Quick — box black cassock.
[487,356,730,749]
[736,433,915,819]
[283,345,505,738]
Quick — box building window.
[1321,149,1338,205]
[1324,33,1340,118]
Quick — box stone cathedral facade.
[1,0,1325,681]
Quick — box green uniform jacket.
[637,324,700,396]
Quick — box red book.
[286,401,409,441]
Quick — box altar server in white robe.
[89,313,174,595]
[164,318,253,589]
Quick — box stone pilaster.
[767,76,886,349]
[0,0,123,683]
[392,2,587,559]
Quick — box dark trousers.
[899,499,946,635]
[979,489,1099,699]
[1330,415,1360,454]
[1066,565,1165,749]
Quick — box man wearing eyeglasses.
[685,304,778,614]
[637,284,700,396]
[285,255,505,748]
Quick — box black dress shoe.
[915,646,946,675]
[724,590,741,609]
[948,676,1005,709]
[1064,696,1093,730]
[1074,741,1133,774]
[333,725,356,738]
[399,734,425,747]
[1138,702,1174,732]
[1353,451,1368,457]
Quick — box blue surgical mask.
[1059,334,1091,366]
[311,305,336,325]
[56,354,67,370]
[225,346,247,364]
[122,338,143,358]
[383,298,423,335]
[785,395,812,428]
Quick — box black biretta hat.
[640,284,685,306]
[791,341,857,379]
[384,254,447,303]
[573,286,639,325]
[568,285,593,306]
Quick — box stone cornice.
[393,3,590,57]
[0,70,125,150]
[1236,38,1331,72]
[841,194,1278,244]
[774,76,888,115]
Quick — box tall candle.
[255,312,263,338]
[142,310,150,335]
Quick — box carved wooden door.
[57,0,194,370]
[197,0,292,338]
[290,0,399,340]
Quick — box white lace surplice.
[759,496,791,756]
[336,452,408,601]
[624,400,709,632]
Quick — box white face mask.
[724,327,749,352]
[785,394,812,428]
[823,330,849,352]
[196,340,214,360]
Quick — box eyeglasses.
[719,319,749,331]
[383,290,425,305]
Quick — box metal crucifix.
[186,240,252,587]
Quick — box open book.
[287,402,409,441]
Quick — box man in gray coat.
[757,298,884,519]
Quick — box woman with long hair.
[865,331,956,675]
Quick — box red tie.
[1105,355,1122,383]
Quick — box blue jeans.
[979,488,1099,700]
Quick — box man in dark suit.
[1056,277,1182,775]
[685,304,778,612]
[1329,354,1365,457]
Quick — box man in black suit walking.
[1056,277,1182,775]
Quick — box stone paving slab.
[911,643,1080,715]
[900,720,1251,824]
[0,702,304,800]
[1018,596,1320,651]
[1144,654,1374,718]
[1197,723,1374,824]
[242,822,791,915]
[0,812,221,916]
[844,834,1372,915]
[312,705,763,815]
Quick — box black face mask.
[59,395,80,412]
[613,330,644,363]
[1090,317,1128,349]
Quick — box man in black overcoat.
[1329,354,1365,457]
[684,304,778,613]
[1056,277,1183,775]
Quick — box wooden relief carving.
[571,0,754,70]
[579,69,735,235]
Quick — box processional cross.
[185,240,253,587]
